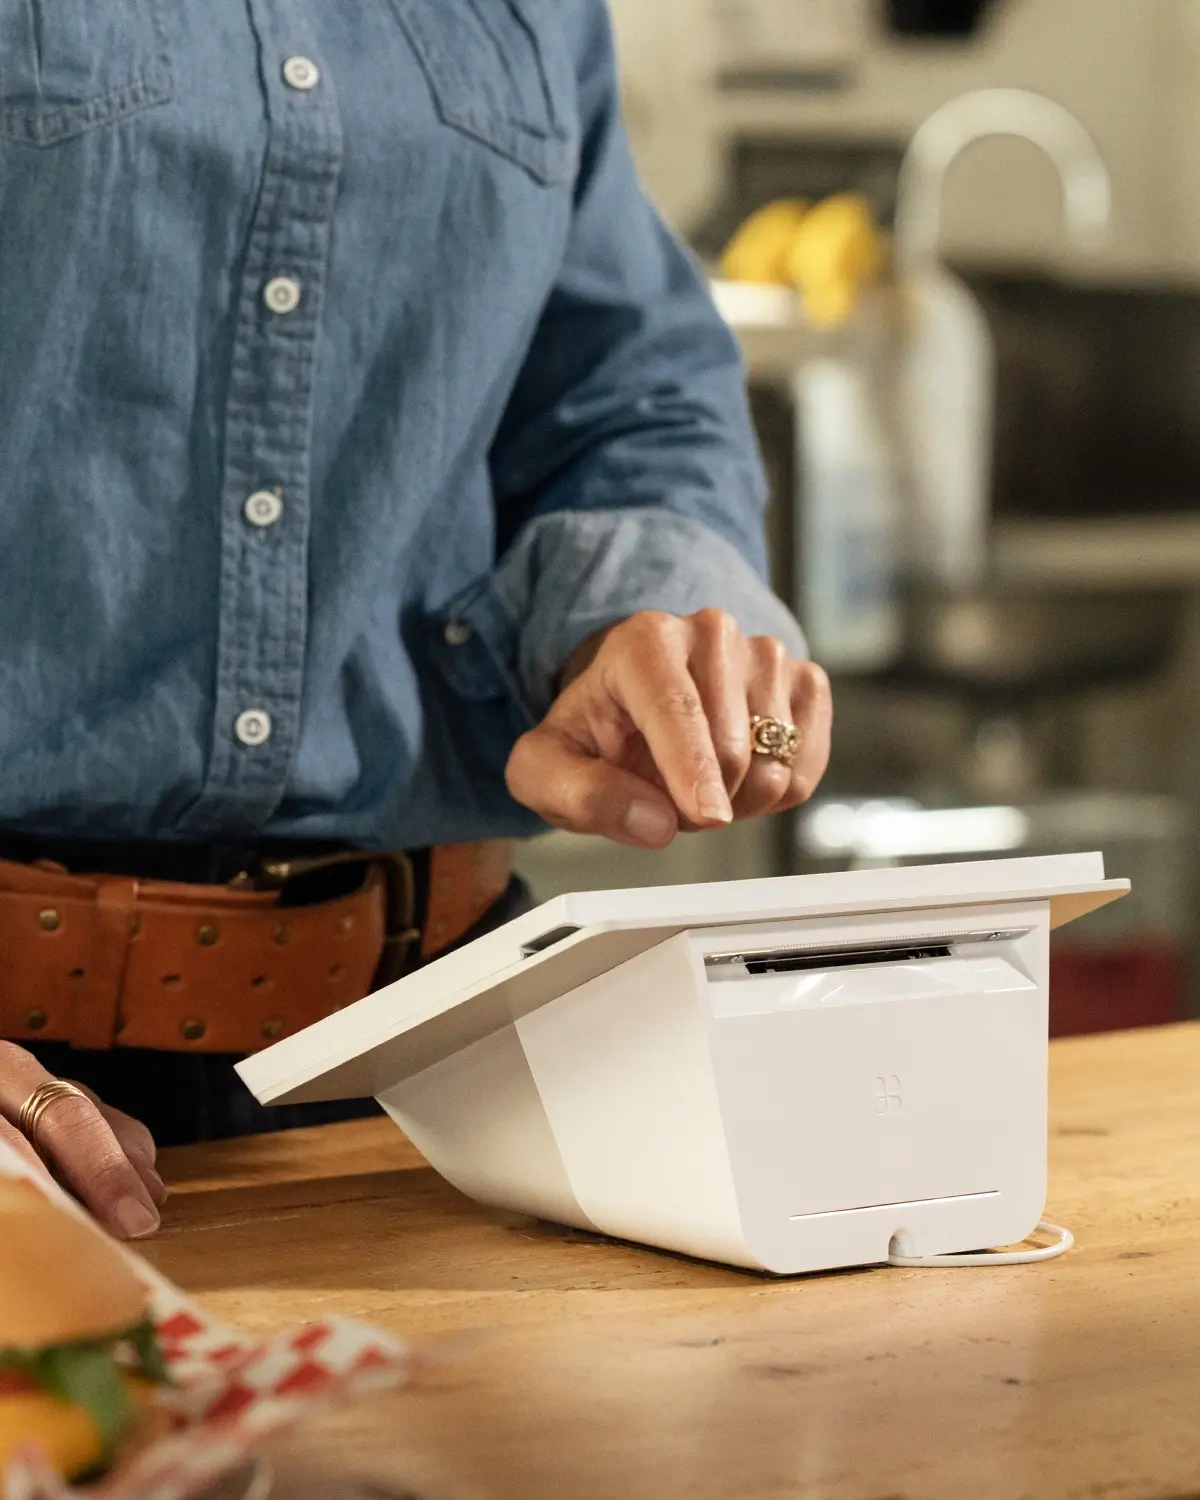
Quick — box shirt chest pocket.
[0,0,171,146]
[388,0,578,186]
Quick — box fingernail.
[147,1172,169,1206]
[696,783,733,823]
[114,1197,159,1240]
[624,801,676,846]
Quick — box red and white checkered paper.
[0,1138,433,1500]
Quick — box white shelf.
[993,517,1200,587]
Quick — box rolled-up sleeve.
[462,0,805,722]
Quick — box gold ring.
[750,714,799,768]
[17,1079,90,1157]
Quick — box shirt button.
[444,620,473,647]
[282,56,321,91]
[263,276,302,315]
[244,490,284,528]
[235,709,273,748]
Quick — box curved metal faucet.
[894,88,1112,272]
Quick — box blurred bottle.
[795,356,901,672]
[896,263,994,590]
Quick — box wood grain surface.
[143,1023,1200,1500]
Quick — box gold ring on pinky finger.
[17,1078,90,1159]
[750,714,799,768]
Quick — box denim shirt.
[0,0,803,850]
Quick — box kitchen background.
[515,0,1200,1037]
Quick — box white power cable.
[887,1220,1074,1268]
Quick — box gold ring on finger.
[750,714,799,769]
[17,1079,90,1159]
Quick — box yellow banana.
[784,194,885,328]
[719,199,809,285]
[719,193,885,327]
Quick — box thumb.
[506,725,680,848]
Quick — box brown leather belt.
[0,841,513,1055]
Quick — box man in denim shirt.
[0,0,831,1238]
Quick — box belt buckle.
[253,851,421,989]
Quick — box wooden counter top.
[144,1023,1200,1500]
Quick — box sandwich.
[0,1176,171,1481]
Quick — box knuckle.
[767,757,795,787]
[0,1040,30,1070]
[90,1154,143,1205]
[128,1120,157,1159]
[750,634,789,671]
[714,741,749,776]
[751,758,792,793]
[802,660,832,699]
[622,611,679,651]
[711,732,750,779]
[662,689,704,720]
[109,1109,156,1161]
[504,733,539,789]
[638,609,679,636]
[694,606,739,641]
[789,775,815,805]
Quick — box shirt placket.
[177,0,342,837]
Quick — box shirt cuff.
[452,508,807,722]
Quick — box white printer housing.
[238,854,1127,1275]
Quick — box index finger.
[603,617,733,826]
[0,1043,161,1239]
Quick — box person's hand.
[505,608,832,847]
[0,1043,166,1238]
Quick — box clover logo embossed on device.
[875,1076,903,1114]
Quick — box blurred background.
[516,0,1200,1038]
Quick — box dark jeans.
[24,875,534,1147]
